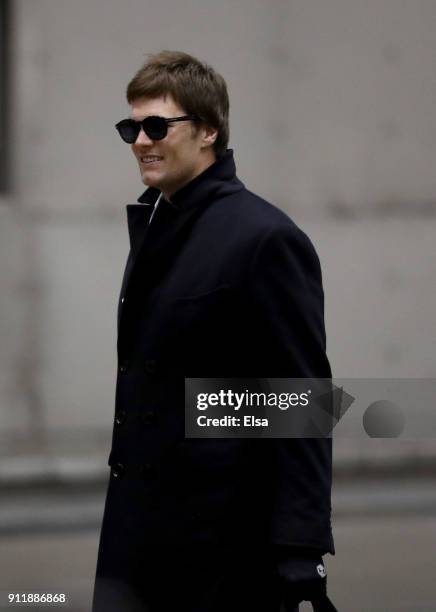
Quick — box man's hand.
[274,547,338,611]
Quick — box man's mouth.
[140,156,163,164]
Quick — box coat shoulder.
[207,187,316,255]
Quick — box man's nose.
[135,126,154,145]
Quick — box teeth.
[141,157,162,163]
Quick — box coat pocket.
[173,284,232,304]
[169,284,238,376]
[171,284,232,332]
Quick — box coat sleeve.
[247,224,335,555]
[247,224,331,378]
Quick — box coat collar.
[136,148,244,210]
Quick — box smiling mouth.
[140,156,163,164]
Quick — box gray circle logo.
[363,400,405,437]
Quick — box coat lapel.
[118,194,211,334]
[116,189,157,333]
[122,192,208,291]
[119,187,159,307]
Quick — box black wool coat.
[93,149,335,611]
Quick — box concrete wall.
[1,0,436,454]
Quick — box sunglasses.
[115,115,198,143]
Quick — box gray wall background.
[1,2,436,611]
[1,0,435,463]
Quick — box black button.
[115,410,127,426]
[141,410,156,425]
[144,359,156,374]
[111,462,125,478]
[140,463,154,477]
[119,359,130,373]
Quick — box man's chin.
[141,174,161,189]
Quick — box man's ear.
[200,124,218,148]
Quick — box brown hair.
[126,50,229,157]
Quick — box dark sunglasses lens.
[116,120,140,144]
[143,116,167,140]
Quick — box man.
[92,50,336,612]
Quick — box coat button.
[111,462,125,478]
[140,463,154,478]
[121,297,125,304]
[141,410,156,425]
[115,410,127,426]
[119,359,130,373]
[144,359,156,374]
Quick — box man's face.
[129,94,217,200]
